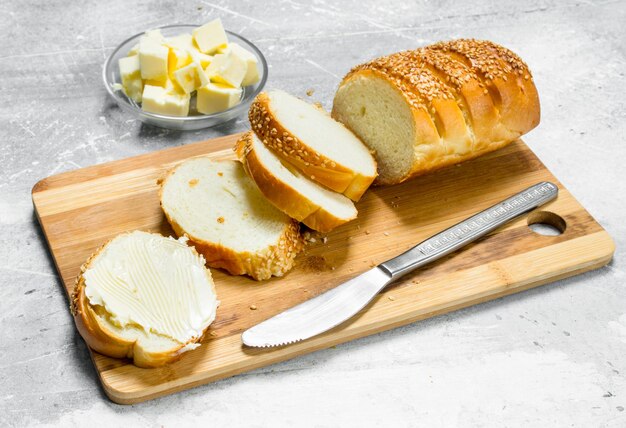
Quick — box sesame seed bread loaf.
[249,90,377,201]
[235,132,357,233]
[332,39,540,185]
[71,231,218,368]
[159,157,302,281]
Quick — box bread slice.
[235,132,357,233]
[71,231,218,368]
[332,39,540,185]
[249,90,377,201]
[160,157,302,280]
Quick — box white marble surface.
[1,0,625,426]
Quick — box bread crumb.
[217,172,224,176]
[249,305,257,310]
[306,89,315,96]
[188,178,199,187]
[301,255,330,272]
[303,231,321,244]
[217,217,224,223]
[314,102,323,109]
[365,230,371,235]
[383,232,390,236]
[322,237,328,244]
[387,295,396,301]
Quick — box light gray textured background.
[1,0,624,426]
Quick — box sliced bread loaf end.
[332,40,540,185]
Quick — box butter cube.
[168,47,192,76]
[189,49,214,69]
[141,85,190,116]
[144,29,165,43]
[145,77,179,93]
[216,44,231,54]
[193,19,228,54]
[229,43,260,86]
[172,62,209,94]
[197,83,242,114]
[119,55,141,81]
[128,43,140,56]
[122,78,144,103]
[118,55,143,102]
[139,37,169,81]
[206,52,247,88]
[165,33,195,51]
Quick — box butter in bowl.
[103,21,268,130]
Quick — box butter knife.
[242,181,558,348]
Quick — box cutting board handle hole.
[527,211,566,236]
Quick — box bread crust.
[249,92,376,201]
[159,158,303,281]
[71,235,215,368]
[332,39,540,185]
[235,132,357,233]
[430,39,540,137]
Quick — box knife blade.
[242,181,558,348]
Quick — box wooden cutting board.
[32,134,614,404]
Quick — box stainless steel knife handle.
[379,181,559,280]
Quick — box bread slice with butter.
[160,157,302,280]
[249,90,377,201]
[71,231,218,368]
[236,132,357,233]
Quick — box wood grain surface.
[31,134,614,404]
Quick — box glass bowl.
[103,24,268,131]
